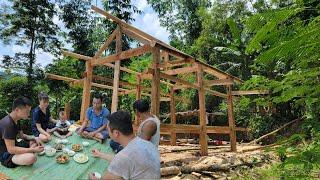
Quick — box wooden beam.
[170,87,177,145]
[205,88,228,98]
[232,90,269,96]
[197,63,208,156]
[157,71,199,90]
[80,61,93,122]
[122,28,151,45]
[94,26,119,58]
[92,75,135,87]
[227,85,237,152]
[204,79,234,86]
[135,75,142,126]
[104,62,139,75]
[92,44,152,66]
[202,64,243,84]
[62,50,92,61]
[163,66,197,75]
[158,59,189,69]
[151,47,161,116]
[160,124,248,134]
[111,26,122,113]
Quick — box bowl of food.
[56,153,70,164]
[82,141,89,147]
[67,150,75,157]
[72,144,83,152]
[53,143,65,151]
[45,148,56,157]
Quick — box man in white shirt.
[89,110,160,180]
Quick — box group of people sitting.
[0,92,161,179]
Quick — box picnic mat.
[0,133,113,179]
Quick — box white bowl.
[67,150,75,156]
[61,139,68,144]
[45,148,56,157]
[38,150,45,156]
[82,141,89,147]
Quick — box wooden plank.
[197,63,208,156]
[92,75,135,87]
[122,28,151,45]
[205,88,228,98]
[231,90,269,95]
[104,62,139,75]
[135,75,142,126]
[202,64,243,84]
[111,26,121,113]
[163,66,197,75]
[204,79,234,86]
[157,71,199,90]
[151,47,161,116]
[170,87,177,145]
[158,59,189,69]
[64,102,71,120]
[92,44,152,65]
[62,50,92,61]
[94,26,119,58]
[80,61,93,122]
[227,85,237,152]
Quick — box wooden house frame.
[47,5,268,155]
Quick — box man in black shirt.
[0,97,44,168]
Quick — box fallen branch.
[249,118,301,145]
[161,166,181,176]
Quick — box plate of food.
[45,148,56,157]
[56,153,70,164]
[73,153,89,164]
[72,144,83,152]
[82,141,89,147]
[53,143,65,151]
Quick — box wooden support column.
[135,74,142,126]
[80,60,93,122]
[151,47,161,116]
[227,84,237,152]
[64,102,71,120]
[197,63,208,156]
[111,26,121,113]
[170,87,177,145]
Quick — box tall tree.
[0,0,60,87]
[147,0,210,52]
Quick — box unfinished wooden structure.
[47,5,268,155]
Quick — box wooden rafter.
[92,44,152,65]
[162,66,197,75]
[232,90,269,95]
[62,50,92,61]
[94,26,119,58]
[204,79,234,86]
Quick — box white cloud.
[139,13,170,43]
[35,50,55,67]
[12,45,29,53]
[135,0,148,11]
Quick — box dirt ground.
[159,143,278,179]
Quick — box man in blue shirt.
[77,94,109,143]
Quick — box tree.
[147,0,210,52]
[0,0,61,87]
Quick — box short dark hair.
[108,110,133,136]
[133,99,150,113]
[38,92,49,101]
[12,97,32,110]
[93,93,103,101]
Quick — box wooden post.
[151,46,161,116]
[80,60,93,122]
[197,63,208,156]
[64,102,71,120]
[227,84,237,152]
[135,74,142,126]
[111,26,122,113]
[170,87,177,145]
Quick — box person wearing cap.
[31,92,57,142]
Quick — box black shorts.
[0,152,17,168]
[0,140,30,168]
